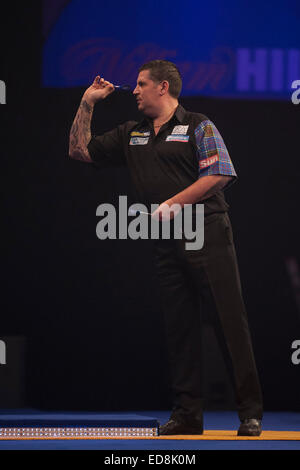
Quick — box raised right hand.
[82,76,115,105]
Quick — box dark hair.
[138,60,182,98]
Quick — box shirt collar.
[173,104,186,123]
[140,103,186,128]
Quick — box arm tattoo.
[81,100,93,114]
[69,99,94,162]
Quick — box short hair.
[138,60,182,98]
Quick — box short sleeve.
[194,120,237,189]
[87,125,126,168]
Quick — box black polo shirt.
[87,104,237,216]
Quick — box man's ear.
[160,80,169,95]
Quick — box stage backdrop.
[42,0,300,100]
[1,2,300,412]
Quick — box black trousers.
[153,211,263,425]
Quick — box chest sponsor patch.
[166,134,190,142]
[172,125,189,135]
[130,131,150,137]
[199,154,219,169]
[129,136,149,145]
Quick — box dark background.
[1,4,300,412]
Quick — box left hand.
[151,199,182,221]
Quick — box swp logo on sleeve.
[0,340,6,364]
[0,80,6,104]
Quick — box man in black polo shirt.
[69,60,263,436]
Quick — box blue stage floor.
[0,410,299,450]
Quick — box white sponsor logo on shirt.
[199,154,219,169]
[130,137,149,145]
[166,135,190,142]
[172,125,189,135]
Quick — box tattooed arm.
[69,99,94,162]
[69,76,115,162]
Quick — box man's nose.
[133,86,138,95]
